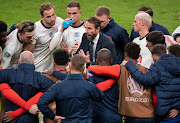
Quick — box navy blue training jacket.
[0,63,54,123]
[88,70,122,123]
[125,54,180,121]
[38,74,104,123]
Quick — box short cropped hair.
[168,44,180,57]
[70,54,86,72]
[125,42,141,60]
[135,13,152,27]
[97,48,112,63]
[53,49,69,65]
[0,21,7,33]
[151,44,166,57]
[17,20,35,34]
[40,2,55,16]
[138,6,153,17]
[86,16,101,29]
[95,6,110,17]
[146,31,165,45]
[66,1,81,10]
[19,51,34,64]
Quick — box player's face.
[95,14,110,29]
[41,8,57,27]
[133,17,142,32]
[85,21,100,41]
[146,41,153,51]
[0,31,7,43]
[21,31,35,44]
[66,7,81,25]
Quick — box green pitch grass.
[0,0,179,122]
[0,0,179,35]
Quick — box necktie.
[89,41,94,63]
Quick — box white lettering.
[125,97,149,102]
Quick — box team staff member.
[38,54,104,123]
[76,16,118,65]
[0,51,54,123]
[95,6,130,64]
[88,43,156,123]
[1,20,35,69]
[26,2,64,72]
[88,49,122,123]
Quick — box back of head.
[40,2,54,16]
[86,16,101,29]
[17,20,35,34]
[70,54,86,72]
[125,42,140,60]
[151,44,166,57]
[95,6,110,17]
[0,21,7,33]
[19,51,34,64]
[138,6,153,17]
[146,31,165,45]
[96,48,112,65]
[168,44,180,57]
[135,13,152,27]
[67,1,81,10]
[53,49,69,65]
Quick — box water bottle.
[62,18,74,28]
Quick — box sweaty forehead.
[23,31,35,37]
[43,8,55,16]
[66,7,79,12]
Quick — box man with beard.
[27,2,64,72]
[0,20,35,69]
[50,1,85,56]
[76,16,117,65]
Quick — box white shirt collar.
[92,33,99,44]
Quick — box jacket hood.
[159,54,180,75]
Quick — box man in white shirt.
[50,1,85,55]
[27,2,64,72]
[1,20,35,69]
[132,13,153,69]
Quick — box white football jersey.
[50,22,85,52]
[33,17,63,72]
[133,37,153,69]
[172,26,180,36]
[1,29,23,69]
[164,35,178,48]
[62,23,85,49]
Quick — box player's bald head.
[19,51,34,64]
[96,48,112,65]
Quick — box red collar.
[55,68,66,71]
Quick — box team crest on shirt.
[49,32,53,38]
[74,32,80,38]
[4,52,11,58]
[127,75,146,97]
